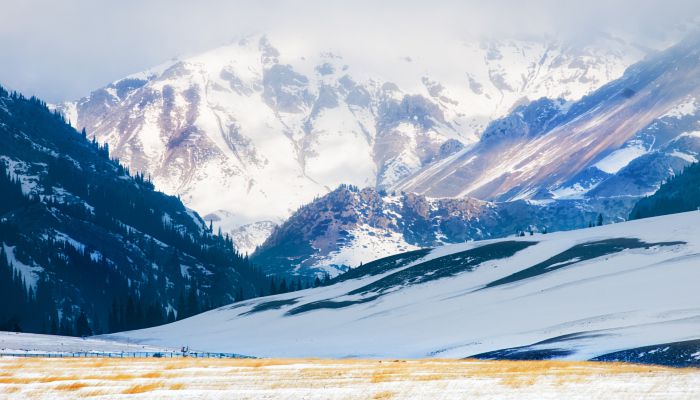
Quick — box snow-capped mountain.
[251,32,700,279]
[108,211,700,363]
[60,33,649,250]
[396,33,700,202]
[252,185,636,277]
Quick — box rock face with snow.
[60,34,647,246]
[111,211,700,364]
[252,33,700,279]
[396,34,700,202]
[60,32,700,278]
[252,185,636,277]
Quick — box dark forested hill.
[630,162,700,220]
[0,86,268,335]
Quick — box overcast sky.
[2,0,699,102]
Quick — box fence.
[0,351,254,359]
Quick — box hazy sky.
[2,0,699,102]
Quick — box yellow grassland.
[0,357,697,399]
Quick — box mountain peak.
[58,33,655,252]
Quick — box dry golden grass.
[122,381,164,394]
[102,373,137,381]
[499,372,539,388]
[54,382,88,391]
[370,367,401,383]
[78,389,109,398]
[373,390,395,399]
[0,360,26,370]
[0,357,697,399]
[164,362,186,370]
[2,386,20,394]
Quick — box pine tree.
[187,286,199,317]
[279,279,287,293]
[75,311,91,337]
[270,277,277,295]
[177,291,186,320]
[49,310,58,335]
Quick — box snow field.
[112,212,700,359]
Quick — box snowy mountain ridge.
[396,33,700,202]
[252,32,700,276]
[251,185,636,278]
[59,32,650,250]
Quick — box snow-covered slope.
[60,33,649,247]
[0,332,169,355]
[109,211,700,361]
[396,33,700,202]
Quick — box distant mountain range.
[57,33,653,254]
[254,33,700,277]
[56,31,700,279]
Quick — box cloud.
[1,0,698,102]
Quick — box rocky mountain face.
[396,34,700,202]
[0,86,268,334]
[57,32,700,280]
[252,185,636,277]
[257,34,700,279]
[59,34,647,253]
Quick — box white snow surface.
[230,221,278,255]
[108,212,700,360]
[662,96,697,119]
[593,140,649,174]
[311,224,420,276]
[0,331,170,355]
[3,244,42,289]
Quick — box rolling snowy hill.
[59,33,651,252]
[107,211,700,363]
